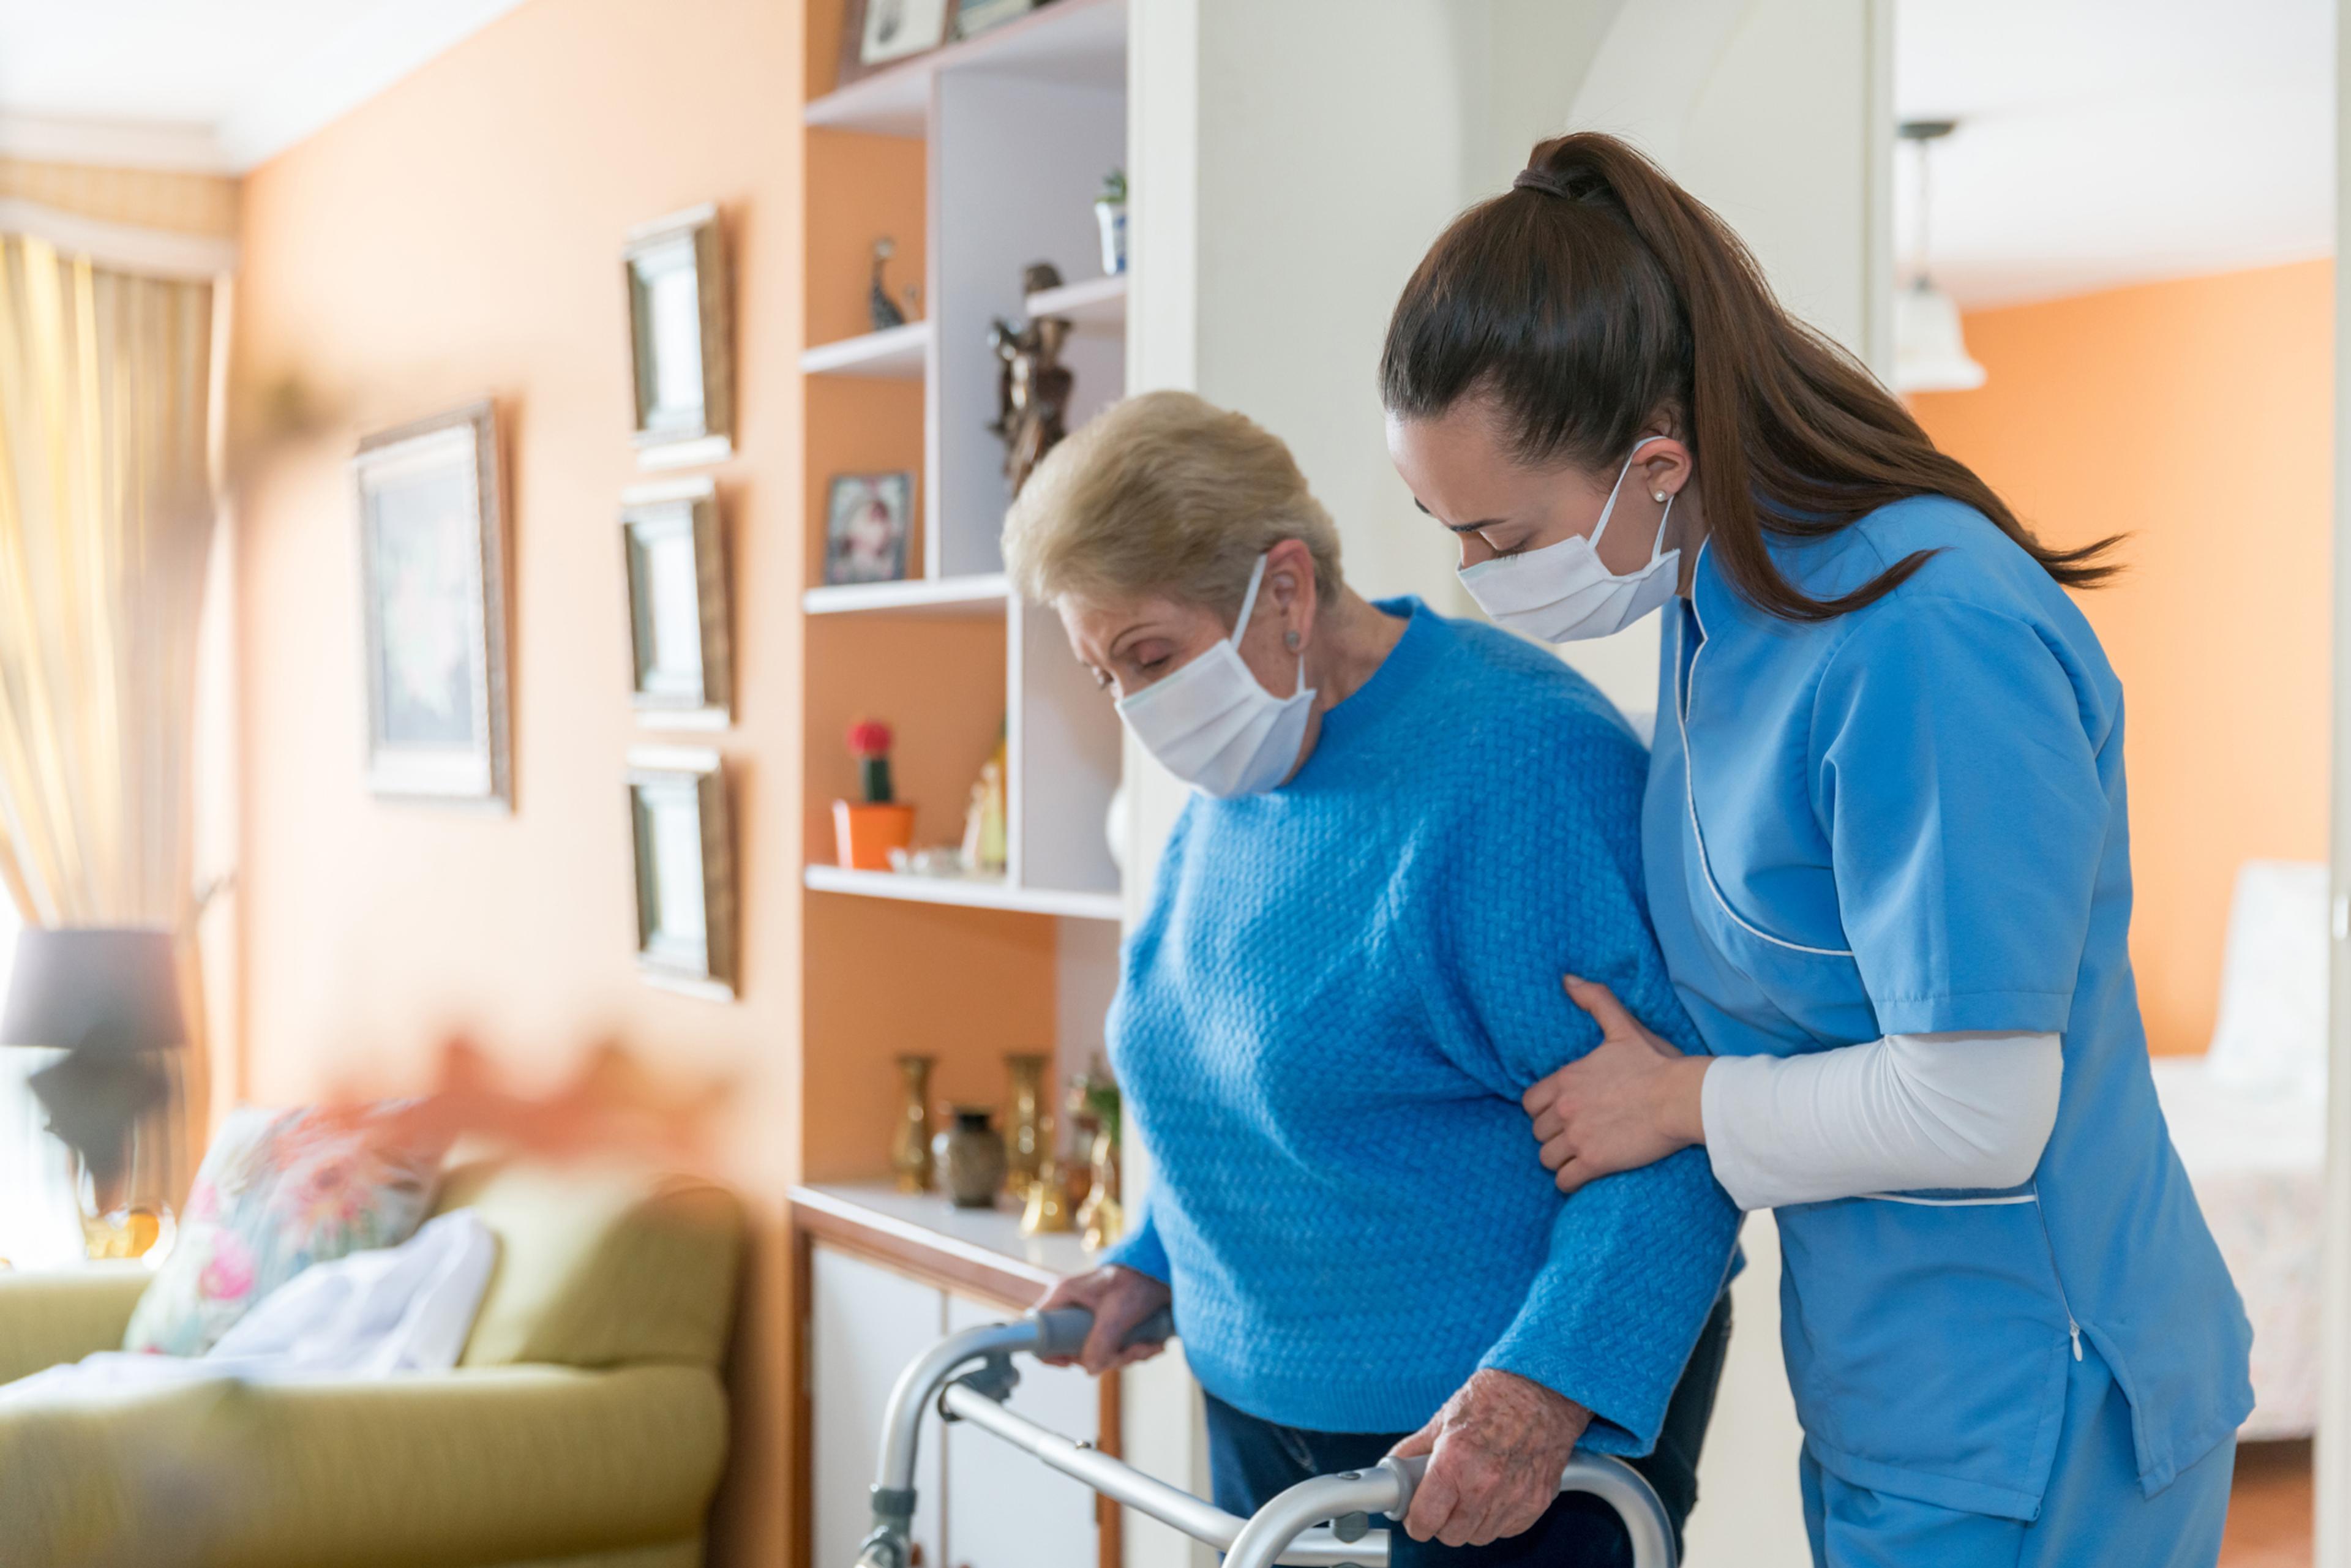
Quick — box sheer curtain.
[0,232,219,1230]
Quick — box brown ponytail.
[1381,133,2118,621]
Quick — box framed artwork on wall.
[623,203,733,469]
[353,399,511,808]
[837,0,952,88]
[621,476,731,729]
[823,471,914,585]
[627,748,737,1001]
[954,0,1043,40]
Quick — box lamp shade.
[1894,279,1986,394]
[1,927,187,1054]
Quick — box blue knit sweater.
[1103,599,1738,1451]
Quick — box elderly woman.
[1013,391,1739,1566]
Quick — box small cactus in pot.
[849,719,895,803]
[834,719,917,871]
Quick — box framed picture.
[354,400,511,807]
[823,471,914,585]
[627,748,737,1001]
[953,0,1043,40]
[837,0,952,87]
[621,477,731,728]
[623,204,733,469]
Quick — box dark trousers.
[1201,1291,1733,1566]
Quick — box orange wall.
[1911,260,2333,1056]
[228,1,809,1557]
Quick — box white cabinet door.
[940,1292,1101,1568]
[812,1246,948,1568]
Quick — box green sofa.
[0,1160,743,1568]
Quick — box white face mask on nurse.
[1385,400,1706,640]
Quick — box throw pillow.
[122,1101,449,1356]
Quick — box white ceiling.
[0,0,2333,304]
[0,0,527,172]
[1897,0,2337,307]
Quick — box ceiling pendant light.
[1894,119,1986,394]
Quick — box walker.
[852,1307,1677,1568]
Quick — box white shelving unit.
[801,0,1128,921]
[801,320,930,378]
[804,0,1128,137]
[802,572,1008,617]
[1024,272,1125,330]
[804,863,1120,921]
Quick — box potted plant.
[1094,168,1127,277]
[832,719,917,871]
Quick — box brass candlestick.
[1078,1127,1123,1251]
[890,1055,935,1193]
[1021,1155,1075,1235]
[1003,1052,1051,1201]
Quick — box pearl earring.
[1653,490,1669,503]
[1284,630,1301,650]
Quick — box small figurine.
[961,727,1008,874]
[868,237,918,332]
[988,263,1076,499]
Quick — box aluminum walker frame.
[852,1307,1676,1568]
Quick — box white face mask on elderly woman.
[1456,435,1680,643]
[1115,553,1318,798]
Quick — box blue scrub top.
[1644,496,2251,1521]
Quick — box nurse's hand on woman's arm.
[1389,1370,1591,1548]
[1526,975,1711,1194]
[1033,1264,1174,1376]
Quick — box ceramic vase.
[936,1106,1007,1209]
[1095,198,1128,276]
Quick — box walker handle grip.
[1029,1305,1176,1360]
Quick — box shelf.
[801,320,929,378]
[806,863,1122,920]
[1024,271,1125,329]
[807,0,1128,138]
[793,1182,1095,1299]
[803,572,1009,616]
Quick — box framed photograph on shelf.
[621,477,731,729]
[823,471,914,585]
[838,0,952,87]
[627,748,737,1001]
[953,0,1043,39]
[354,399,511,808]
[623,203,733,469]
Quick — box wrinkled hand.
[1388,1370,1591,1547]
[1524,975,1710,1194]
[1032,1265,1171,1376]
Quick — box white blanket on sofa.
[1,1208,495,1405]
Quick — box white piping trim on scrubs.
[1858,1191,2039,1207]
[1672,556,1856,959]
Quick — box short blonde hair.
[1000,390,1344,618]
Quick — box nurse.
[1380,132,2254,1567]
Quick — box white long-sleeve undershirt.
[1698,1031,2063,1212]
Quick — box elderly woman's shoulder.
[1411,611,1655,804]
[1430,610,1643,746]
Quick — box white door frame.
[2320,9,2351,1562]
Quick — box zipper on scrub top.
[2030,1191,2083,1361]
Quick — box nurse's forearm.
[1696,1031,2063,1212]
